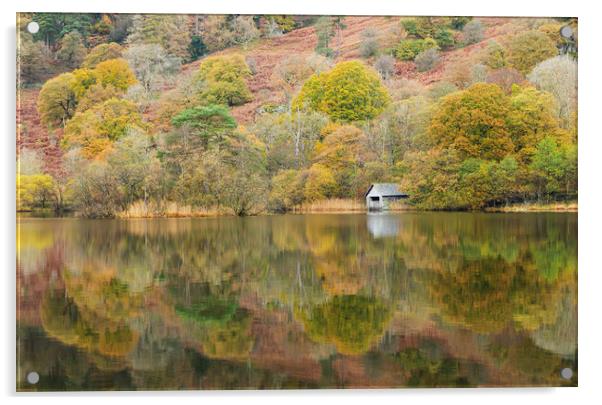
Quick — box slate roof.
[365,183,407,197]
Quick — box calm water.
[16,213,577,390]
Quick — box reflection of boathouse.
[367,213,402,238]
[365,183,408,211]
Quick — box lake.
[16,212,577,390]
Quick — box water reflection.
[16,213,577,390]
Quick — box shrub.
[462,20,484,45]
[506,30,558,74]
[374,55,396,80]
[386,78,425,101]
[415,48,440,72]
[401,18,436,39]
[486,67,524,94]
[292,61,390,122]
[359,28,380,58]
[434,28,455,50]
[470,63,488,84]
[427,81,458,100]
[450,17,472,30]
[395,38,438,61]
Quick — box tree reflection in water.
[17,213,577,390]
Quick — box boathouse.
[365,183,408,211]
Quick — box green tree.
[171,104,237,150]
[32,13,94,46]
[530,137,577,200]
[293,61,390,122]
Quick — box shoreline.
[18,202,578,219]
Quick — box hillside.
[17,15,515,173]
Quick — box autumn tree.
[37,72,78,127]
[126,14,191,59]
[506,30,558,74]
[507,86,569,162]
[486,67,524,94]
[199,16,235,52]
[303,164,337,202]
[62,98,146,158]
[124,44,181,95]
[17,173,55,210]
[231,16,260,48]
[56,30,87,69]
[93,58,138,92]
[527,55,577,129]
[196,55,253,106]
[530,137,577,200]
[481,40,507,69]
[272,54,331,104]
[18,32,52,84]
[82,42,123,68]
[429,83,514,160]
[268,169,305,212]
[293,61,390,122]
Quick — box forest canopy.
[17,14,578,217]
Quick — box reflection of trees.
[22,212,577,389]
[489,336,572,386]
[426,254,569,334]
[299,295,392,355]
[40,289,139,361]
[396,347,473,387]
[168,277,254,361]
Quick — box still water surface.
[17,213,577,390]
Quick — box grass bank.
[485,201,578,212]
